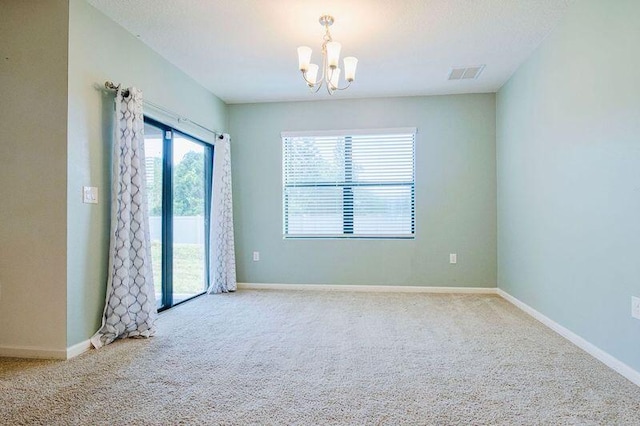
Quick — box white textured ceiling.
[87,0,575,104]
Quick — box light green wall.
[229,95,496,287]
[66,0,228,346]
[0,0,69,352]
[497,0,640,371]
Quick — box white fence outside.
[149,216,205,244]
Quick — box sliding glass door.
[172,134,211,304]
[144,118,213,310]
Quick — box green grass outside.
[151,241,206,295]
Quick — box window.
[282,128,416,239]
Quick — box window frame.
[282,128,417,240]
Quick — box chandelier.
[297,15,358,94]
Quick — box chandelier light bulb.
[343,57,358,82]
[326,42,342,68]
[306,64,319,86]
[329,68,341,89]
[297,46,312,71]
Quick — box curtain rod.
[104,81,223,138]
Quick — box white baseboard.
[0,339,92,360]
[66,339,92,359]
[238,282,498,294]
[497,289,640,387]
[0,345,67,360]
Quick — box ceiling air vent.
[448,65,485,80]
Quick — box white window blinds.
[282,128,416,238]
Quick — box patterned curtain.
[208,134,237,293]
[91,87,157,348]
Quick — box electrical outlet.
[253,251,260,262]
[449,253,457,264]
[632,296,640,320]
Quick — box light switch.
[632,296,640,320]
[83,186,98,204]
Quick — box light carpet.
[1,290,639,425]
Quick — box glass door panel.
[172,134,208,303]
[143,122,165,309]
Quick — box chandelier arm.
[327,66,334,88]
[326,67,348,93]
[301,71,324,93]
[301,71,316,86]
[308,70,325,94]
[326,69,336,95]
[309,82,324,94]
[332,81,353,91]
